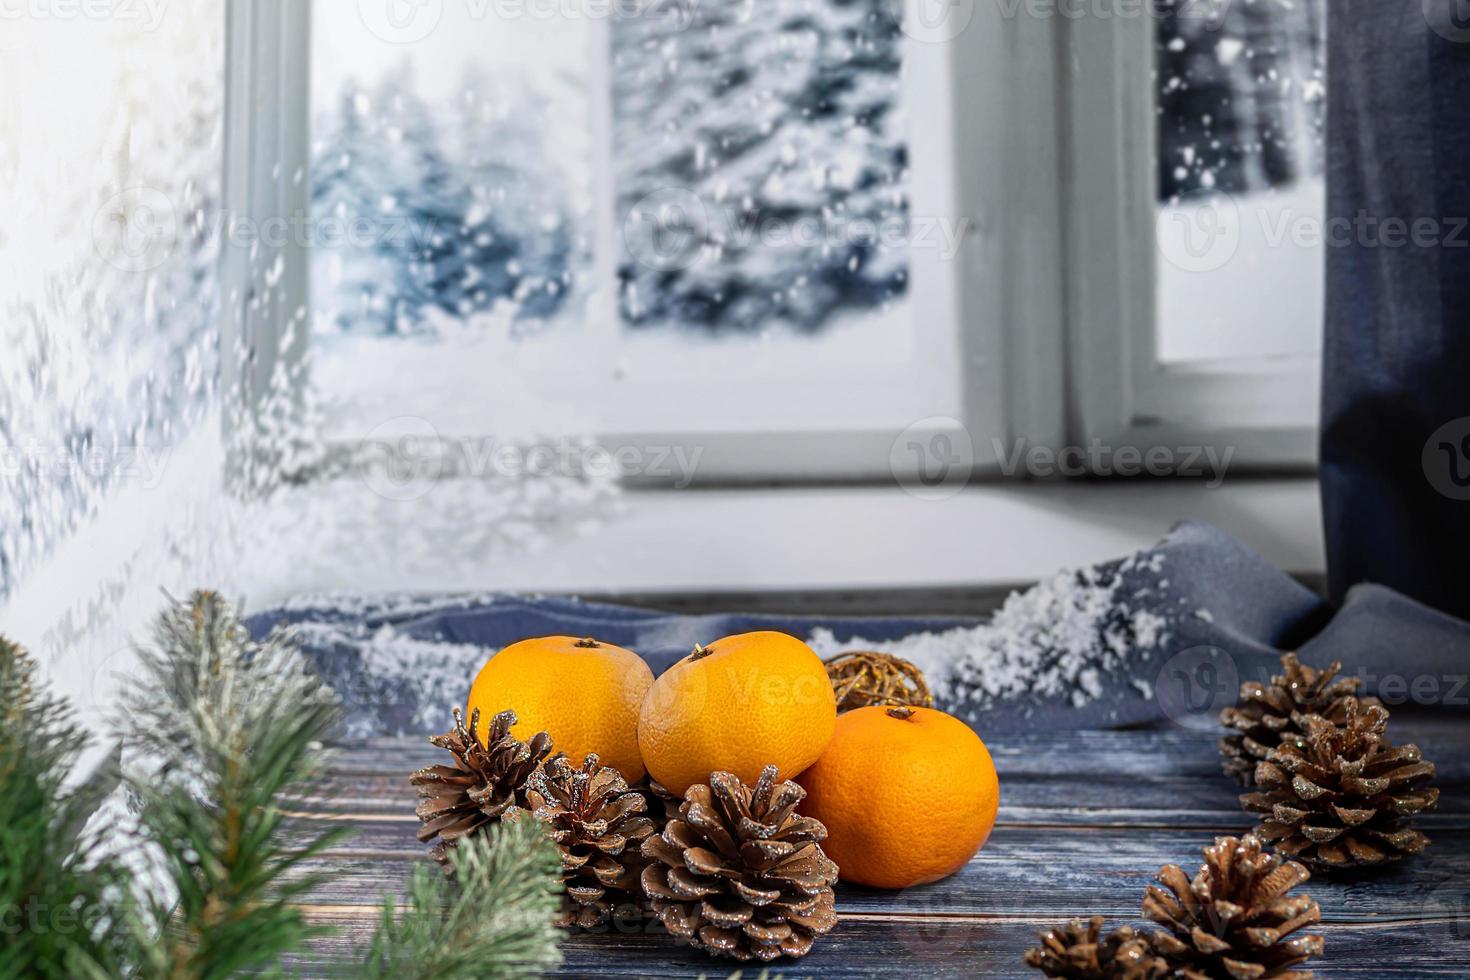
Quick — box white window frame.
[1062,10,1321,469]
[221,0,311,481]
[221,1,1316,488]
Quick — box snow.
[0,5,224,601]
[1153,1,1326,366]
[308,621,489,737]
[0,0,1326,732]
[304,0,936,438]
[309,0,909,346]
[1156,1,1324,202]
[806,551,1174,714]
[612,0,908,335]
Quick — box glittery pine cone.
[1144,834,1325,980]
[410,707,552,868]
[526,752,657,929]
[1242,699,1438,869]
[1023,916,1170,979]
[640,765,839,961]
[1219,653,1378,788]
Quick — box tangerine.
[797,705,999,889]
[466,635,653,782]
[637,630,836,796]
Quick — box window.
[1067,2,1326,467]
[0,4,225,600]
[1154,2,1325,366]
[225,1,1325,485]
[294,1,1005,482]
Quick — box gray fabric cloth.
[247,522,1470,738]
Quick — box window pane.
[309,4,596,433]
[1154,1,1326,364]
[612,1,908,337]
[308,3,955,438]
[0,8,224,601]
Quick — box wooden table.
[287,717,1467,977]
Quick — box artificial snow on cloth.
[244,521,1470,738]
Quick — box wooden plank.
[327,717,1470,781]
[277,824,1470,925]
[291,771,1467,831]
[300,721,1470,830]
[284,908,1470,979]
[285,724,1470,976]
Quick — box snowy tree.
[444,66,578,325]
[1155,0,1326,201]
[311,78,422,336]
[612,0,908,335]
[310,63,576,338]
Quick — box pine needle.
[360,817,564,980]
[118,590,350,979]
[5,591,566,977]
[0,636,133,980]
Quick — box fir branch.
[118,590,351,980]
[359,817,564,980]
[0,636,132,980]
[6,592,567,978]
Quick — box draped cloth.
[1322,1,1470,619]
[247,523,1470,737]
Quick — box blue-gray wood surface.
[287,717,1469,977]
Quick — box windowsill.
[247,476,1323,606]
[2,430,1320,719]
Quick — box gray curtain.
[1322,2,1470,620]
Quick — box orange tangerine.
[466,635,653,782]
[637,630,836,797]
[798,705,999,889]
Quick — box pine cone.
[1242,699,1439,869]
[1219,653,1378,787]
[636,775,682,827]
[410,707,552,868]
[526,752,657,929]
[1144,834,1324,980]
[1023,916,1170,979]
[641,765,839,961]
